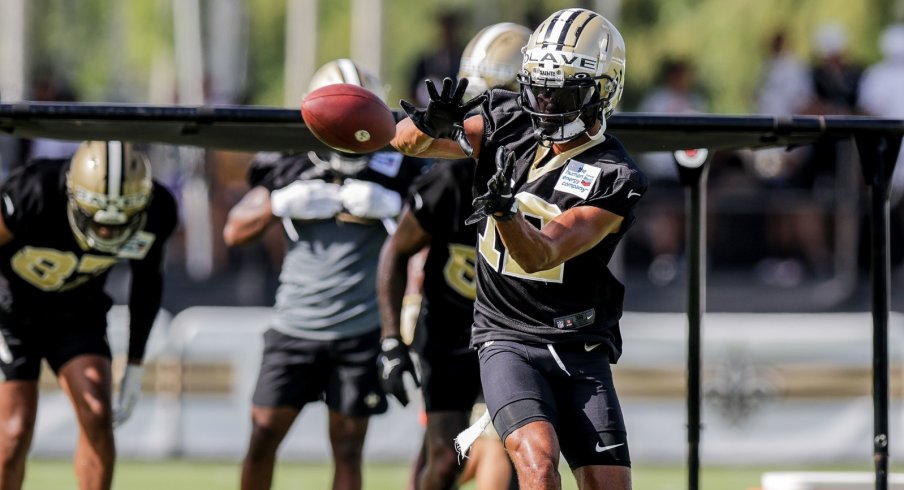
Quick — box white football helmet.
[307,58,385,172]
[519,8,626,143]
[458,22,532,100]
[67,141,152,253]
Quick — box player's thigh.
[57,354,113,422]
[252,328,329,410]
[420,349,480,413]
[324,329,387,417]
[552,349,630,470]
[40,311,112,376]
[477,341,557,444]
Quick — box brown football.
[301,83,396,154]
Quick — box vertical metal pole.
[284,0,317,108]
[674,149,711,490]
[856,134,901,490]
[350,0,383,79]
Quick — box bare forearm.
[377,246,410,339]
[223,187,274,246]
[495,214,557,273]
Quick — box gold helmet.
[308,58,387,102]
[66,141,153,253]
[458,22,532,100]
[519,8,626,143]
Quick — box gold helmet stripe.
[336,58,362,86]
[106,141,123,199]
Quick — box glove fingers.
[440,77,454,100]
[425,79,440,101]
[462,93,488,113]
[452,78,469,103]
[400,99,418,119]
[454,128,474,157]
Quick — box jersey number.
[443,244,477,300]
[11,247,118,291]
[477,193,564,283]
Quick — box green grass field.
[22,459,872,490]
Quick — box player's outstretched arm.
[223,186,276,246]
[392,77,486,159]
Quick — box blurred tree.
[17,0,898,113]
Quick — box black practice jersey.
[407,159,477,354]
[470,89,648,362]
[0,159,178,316]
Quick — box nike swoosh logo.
[381,358,401,379]
[595,442,624,453]
[627,190,642,198]
[585,342,602,352]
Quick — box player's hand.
[270,180,343,220]
[466,147,517,225]
[399,78,486,157]
[377,336,420,407]
[112,364,144,428]
[340,179,402,219]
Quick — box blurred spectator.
[756,31,812,116]
[26,70,81,160]
[408,11,464,106]
[759,22,863,285]
[858,23,904,273]
[635,58,708,286]
[858,24,904,203]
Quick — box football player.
[0,141,178,490]
[224,59,430,490]
[377,22,529,490]
[392,9,646,490]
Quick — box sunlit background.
[2,1,904,489]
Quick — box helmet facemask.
[67,196,148,254]
[518,74,605,143]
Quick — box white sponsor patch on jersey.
[554,161,601,199]
[117,231,156,260]
[368,152,403,178]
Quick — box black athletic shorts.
[252,328,388,417]
[0,311,111,381]
[477,340,630,469]
[420,348,481,412]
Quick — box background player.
[0,141,178,490]
[393,8,646,490]
[223,59,431,490]
[377,22,530,490]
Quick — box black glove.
[399,77,487,157]
[466,147,517,225]
[377,336,420,406]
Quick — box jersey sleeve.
[583,162,649,220]
[0,160,53,235]
[479,89,527,153]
